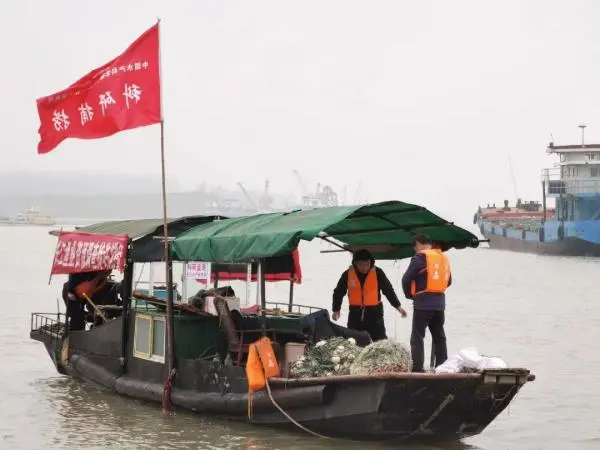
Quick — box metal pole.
[288,279,294,313]
[542,179,547,223]
[160,121,174,374]
[120,246,134,373]
[579,124,586,146]
[288,262,295,313]
[157,18,176,390]
[246,263,251,307]
[256,260,261,307]
[259,258,267,336]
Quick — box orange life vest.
[245,337,280,418]
[410,249,451,297]
[347,266,380,307]
[74,274,108,300]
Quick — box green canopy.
[171,201,479,263]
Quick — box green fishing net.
[289,337,412,378]
[289,337,360,377]
[349,339,412,375]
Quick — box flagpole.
[157,17,176,411]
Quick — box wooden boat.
[30,201,535,443]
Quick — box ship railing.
[542,169,600,195]
[265,301,324,315]
[30,312,66,343]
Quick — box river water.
[1,224,599,449]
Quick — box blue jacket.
[401,253,452,310]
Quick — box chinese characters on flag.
[36,23,161,154]
[51,232,129,275]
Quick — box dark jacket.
[61,271,104,303]
[332,265,402,312]
[401,252,452,310]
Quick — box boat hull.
[31,319,533,443]
[476,216,600,257]
[483,231,600,257]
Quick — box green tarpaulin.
[171,201,479,263]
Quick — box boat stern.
[29,312,68,375]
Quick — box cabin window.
[586,153,600,161]
[560,154,566,162]
[591,167,600,177]
[134,314,166,363]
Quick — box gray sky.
[1,0,599,222]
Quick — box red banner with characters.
[36,23,160,154]
[51,232,129,275]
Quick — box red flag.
[36,23,161,154]
[51,232,129,274]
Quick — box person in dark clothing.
[401,234,452,372]
[332,249,407,341]
[61,270,111,331]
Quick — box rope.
[264,377,333,440]
[162,368,176,413]
[264,380,454,442]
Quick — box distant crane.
[236,182,258,211]
[292,169,309,200]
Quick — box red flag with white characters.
[36,23,160,154]
[51,232,129,274]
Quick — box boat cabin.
[34,202,481,375]
[545,138,600,221]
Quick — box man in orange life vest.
[401,234,451,372]
[332,249,407,341]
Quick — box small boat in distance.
[0,206,56,226]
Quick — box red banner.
[36,23,160,154]
[51,232,129,275]
[202,249,303,284]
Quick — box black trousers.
[410,309,447,372]
[347,304,387,342]
[62,288,86,331]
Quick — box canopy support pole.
[246,263,251,307]
[258,258,267,336]
[288,279,294,313]
[318,235,351,252]
[288,262,295,313]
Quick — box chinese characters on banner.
[36,23,161,154]
[186,262,211,283]
[51,232,129,275]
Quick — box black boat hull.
[31,319,533,443]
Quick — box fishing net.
[289,337,412,378]
[289,337,361,378]
[349,339,412,375]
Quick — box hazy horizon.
[2,0,593,223]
